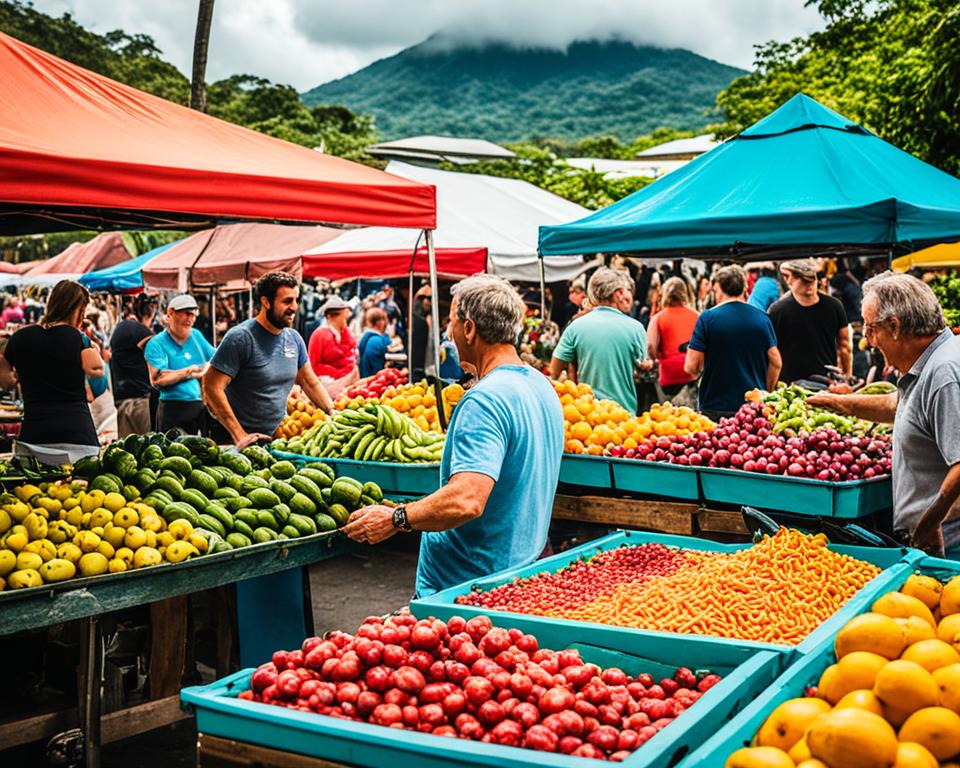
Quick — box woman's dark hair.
[43,280,89,326]
[134,293,156,320]
[256,272,299,304]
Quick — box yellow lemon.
[80,490,104,515]
[123,526,147,550]
[15,551,43,571]
[56,542,82,564]
[108,558,127,574]
[112,508,139,529]
[0,550,16,576]
[77,552,109,577]
[102,492,126,513]
[114,547,134,566]
[132,547,161,568]
[89,508,113,529]
[39,558,76,583]
[902,574,944,611]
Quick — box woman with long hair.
[0,280,104,461]
[647,276,700,402]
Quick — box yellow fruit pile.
[276,390,326,439]
[553,379,715,455]
[336,380,464,433]
[727,573,960,768]
[0,483,206,590]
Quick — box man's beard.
[267,307,294,328]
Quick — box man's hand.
[806,392,846,413]
[912,519,945,558]
[235,432,272,450]
[342,505,398,545]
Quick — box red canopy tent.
[26,232,131,275]
[0,31,435,234]
[142,223,343,291]
[302,247,487,281]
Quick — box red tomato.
[523,724,559,752]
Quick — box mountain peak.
[302,37,745,143]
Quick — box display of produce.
[554,379,715,456]
[0,479,202,590]
[72,432,384,554]
[0,455,70,484]
[276,386,327,439]
[339,367,408,402]
[629,400,892,480]
[751,384,892,437]
[272,404,445,463]
[336,369,464,433]
[727,573,960,767]
[239,609,723,761]
[458,529,882,645]
[930,273,960,329]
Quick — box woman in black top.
[0,280,104,461]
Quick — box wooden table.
[198,734,350,768]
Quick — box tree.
[190,0,215,112]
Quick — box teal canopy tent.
[538,94,960,260]
[79,242,175,292]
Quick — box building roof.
[634,134,719,160]
[565,157,688,180]
[367,135,515,164]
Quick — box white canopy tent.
[303,161,589,283]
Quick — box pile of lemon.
[0,483,207,590]
[728,573,960,768]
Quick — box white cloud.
[29,0,823,90]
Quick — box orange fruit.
[901,639,960,673]
[898,707,960,761]
[836,613,908,660]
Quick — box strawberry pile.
[240,610,721,761]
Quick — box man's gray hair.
[588,267,634,305]
[863,271,946,337]
[451,275,526,345]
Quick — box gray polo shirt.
[893,329,960,545]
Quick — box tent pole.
[538,257,547,323]
[210,287,217,345]
[426,229,442,380]
[408,268,414,367]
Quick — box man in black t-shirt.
[109,295,156,436]
[769,258,850,384]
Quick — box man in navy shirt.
[684,266,782,420]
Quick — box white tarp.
[303,162,589,282]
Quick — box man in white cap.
[307,295,359,398]
[768,258,850,383]
[144,293,215,433]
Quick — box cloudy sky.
[32,0,824,90]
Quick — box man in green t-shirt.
[550,268,649,413]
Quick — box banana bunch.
[274,404,445,464]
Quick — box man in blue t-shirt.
[203,272,334,448]
[685,265,782,420]
[145,294,216,434]
[747,264,781,312]
[342,275,564,596]
[358,307,392,378]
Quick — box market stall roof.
[892,242,960,272]
[27,231,132,275]
[141,222,343,291]
[0,31,436,235]
[539,94,960,260]
[304,162,587,282]
[79,241,176,292]
[303,247,487,281]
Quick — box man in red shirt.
[308,296,359,398]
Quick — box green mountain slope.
[303,36,745,142]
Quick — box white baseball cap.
[168,294,198,312]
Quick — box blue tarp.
[79,242,175,291]
[538,94,960,260]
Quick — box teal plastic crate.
[410,530,914,658]
[182,630,781,768]
[559,454,614,489]
[680,555,960,767]
[271,450,440,496]
[609,459,700,500]
[698,466,892,518]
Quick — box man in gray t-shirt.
[204,273,334,448]
[809,272,960,555]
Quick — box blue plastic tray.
[410,530,915,658]
[698,466,892,518]
[680,556,960,767]
[182,630,781,768]
[271,450,440,496]
[559,454,614,489]
[609,459,700,500]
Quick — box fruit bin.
[559,454,614,489]
[410,530,917,660]
[181,632,782,768]
[608,459,700,500]
[270,450,440,496]
[697,466,893,518]
[677,555,960,767]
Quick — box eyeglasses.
[864,319,888,337]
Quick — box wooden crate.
[199,734,350,768]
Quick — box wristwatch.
[392,505,413,532]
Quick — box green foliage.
[713,0,960,176]
[930,272,960,327]
[442,145,652,210]
[303,36,744,143]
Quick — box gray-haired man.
[809,272,960,556]
[342,276,564,595]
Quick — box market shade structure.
[0,31,436,235]
[80,242,176,292]
[892,242,960,272]
[27,231,131,275]
[141,223,343,291]
[303,247,487,281]
[539,94,960,260]
[303,162,588,283]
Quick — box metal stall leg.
[79,615,103,768]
